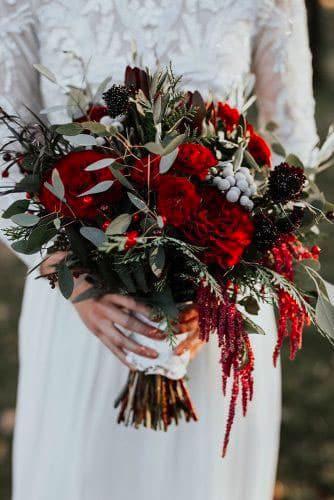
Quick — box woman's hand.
[72,280,168,369]
[174,306,204,360]
[40,252,165,369]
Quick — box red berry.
[102,220,110,232]
[311,245,321,257]
[26,193,32,199]
[1,170,9,178]
[83,195,93,205]
[133,213,140,222]
[125,230,139,249]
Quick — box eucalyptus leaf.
[316,295,334,339]
[233,145,244,170]
[63,134,97,146]
[144,142,165,155]
[51,168,65,200]
[85,158,115,171]
[58,263,74,299]
[271,142,286,157]
[242,315,266,335]
[80,226,107,247]
[11,239,36,255]
[93,76,112,102]
[128,193,149,212]
[110,166,134,191]
[77,180,114,197]
[2,199,30,219]
[11,213,40,227]
[56,123,83,136]
[106,213,132,235]
[80,121,114,136]
[238,296,260,315]
[162,134,186,155]
[159,147,178,174]
[149,246,165,277]
[44,182,65,202]
[33,64,57,84]
[15,175,40,193]
[286,153,304,169]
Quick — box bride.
[0,1,318,499]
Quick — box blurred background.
[0,1,333,499]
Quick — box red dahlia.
[39,151,121,220]
[186,187,254,268]
[172,143,218,180]
[157,175,201,227]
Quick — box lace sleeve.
[0,0,42,266]
[252,0,319,163]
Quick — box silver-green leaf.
[80,227,107,247]
[11,213,40,227]
[106,213,132,235]
[77,180,114,197]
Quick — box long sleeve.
[0,0,42,267]
[252,0,319,164]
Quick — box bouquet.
[1,63,334,456]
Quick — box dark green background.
[0,2,333,499]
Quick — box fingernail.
[141,346,158,358]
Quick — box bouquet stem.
[115,371,198,430]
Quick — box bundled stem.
[115,372,198,431]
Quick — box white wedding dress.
[0,1,319,499]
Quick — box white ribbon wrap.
[117,313,190,380]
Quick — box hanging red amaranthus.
[271,235,318,365]
[197,281,254,456]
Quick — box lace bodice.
[1,0,318,156]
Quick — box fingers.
[174,328,202,356]
[178,305,199,323]
[98,320,158,359]
[107,342,136,370]
[178,316,200,335]
[103,294,151,317]
[98,302,165,340]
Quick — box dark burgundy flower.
[269,162,305,203]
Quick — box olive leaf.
[159,147,179,174]
[271,143,286,157]
[242,314,266,335]
[56,123,83,136]
[80,226,107,247]
[63,134,97,146]
[2,199,30,219]
[33,64,57,84]
[11,213,40,227]
[149,246,165,277]
[110,166,134,191]
[80,121,115,136]
[51,168,65,200]
[58,262,74,299]
[85,158,116,171]
[128,193,149,212]
[285,153,304,169]
[233,144,244,170]
[77,180,114,197]
[144,142,165,155]
[106,213,132,235]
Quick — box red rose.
[216,102,240,132]
[157,175,201,227]
[76,104,109,123]
[172,143,217,181]
[131,154,161,189]
[247,125,272,167]
[39,151,121,220]
[185,188,254,268]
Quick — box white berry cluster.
[207,163,256,211]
